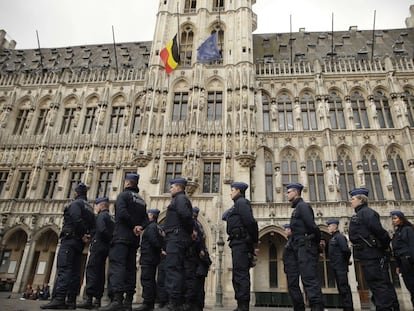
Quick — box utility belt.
[60,229,82,240]
[352,235,380,249]
[228,227,248,240]
[164,227,180,235]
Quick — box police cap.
[148,208,160,217]
[170,178,187,186]
[349,188,369,197]
[75,183,87,193]
[326,219,339,226]
[282,224,291,229]
[390,210,404,218]
[125,173,139,183]
[193,207,200,215]
[230,182,248,191]
[95,197,109,205]
[286,182,304,192]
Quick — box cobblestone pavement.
[0,292,343,311]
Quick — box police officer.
[182,207,203,311]
[157,178,193,311]
[391,210,414,308]
[41,183,95,310]
[348,188,399,311]
[282,223,305,311]
[192,207,211,311]
[326,219,353,311]
[286,182,324,311]
[135,209,164,311]
[225,182,259,311]
[100,173,148,311]
[78,197,115,309]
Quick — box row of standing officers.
[38,174,414,311]
[283,183,414,311]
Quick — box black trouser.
[360,258,399,311]
[140,264,157,305]
[283,248,305,311]
[84,243,109,298]
[164,234,190,305]
[400,258,414,308]
[194,274,206,309]
[230,240,250,303]
[108,242,138,294]
[184,253,198,305]
[333,268,353,309]
[53,238,84,299]
[156,258,168,305]
[294,240,324,307]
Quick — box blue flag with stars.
[197,32,221,63]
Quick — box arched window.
[34,107,49,135]
[132,103,141,134]
[319,232,336,289]
[265,152,274,202]
[281,149,299,200]
[269,243,278,287]
[180,26,194,66]
[207,91,222,121]
[374,90,394,128]
[173,92,188,121]
[337,149,356,201]
[301,92,317,130]
[328,91,346,129]
[82,96,99,134]
[351,91,369,129]
[404,89,414,127]
[362,149,384,200]
[278,93,294,131]
[213,0,224,11]
[108,96,125,134]
[262,94,271,131]
[388,149,411,200]
[184,0,197,13]
[307,150,326,202]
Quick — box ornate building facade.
[0,0,414,309]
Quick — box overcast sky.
[0,0,412,49]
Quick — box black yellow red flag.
[160,34,180,74]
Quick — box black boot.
[93,298,102,308]
[123,292,134,311]
[66,295,77,310]
[133,303,154,311]
[310,304,324,311]
[40,297,67,309]
[78,296,94,309]
[155,302,180,311]
[99,292,124,311]
[238,301,249,311]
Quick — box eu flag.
[197,32,221,63]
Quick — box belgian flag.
[160,34,180,74]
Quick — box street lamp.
[215,235,225,307]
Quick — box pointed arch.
[305,147,326,202]
[360,146,384,200]
[337,145,356,200]
[280,147,300,199]
[386,144,411,200]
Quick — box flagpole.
[289,15,293,71]
[112,25,119,76]
[371,10,376,62]
[177,2,180,46]
[331,13,334,58]
[36,30,44,72]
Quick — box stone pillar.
[12,238,37,293]
[48,240,61,294]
